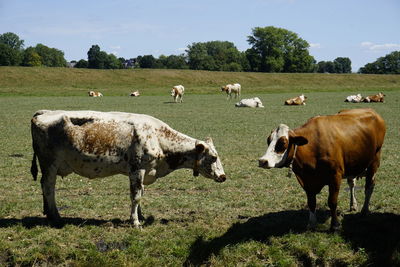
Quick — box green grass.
[0,68,400,266]
[1,66,400,96]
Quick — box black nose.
[216,175,226,182]
[259,159,268,168]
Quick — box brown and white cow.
[88,91,103,97]
[362,92,385,103]
[258,108,386,231]
[284,94,307,105]
[31,110,226,227]
[221,83,241,100]
[171,85,184,103]
[130,91,140,97]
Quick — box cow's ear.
[195,141,207,154]
[205,137,214,145]
[290,135,308,146]
[289,131,308,146]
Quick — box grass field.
[0,67,400,266]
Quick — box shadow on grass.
[0,215,155,229]
[341,212,400,266]
[184,209,312,266]
[185,210,400,266]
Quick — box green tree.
[137,55,157,68]
[334,57,352,73]
[34,43,67,67]
[0,32,24,66]
[0,32,24,50]
[359,51,400,74]
[187,41,243,71]
[0,43,22,65]
[88,45,104,68]
[21,47,42,66]
[75,59,88,68]
[247,26,315,72]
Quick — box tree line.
[1,27,399,74]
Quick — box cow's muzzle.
[215,174,226,183]
[258,159,271,169]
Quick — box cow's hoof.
[329,223,340,233]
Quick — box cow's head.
[258,124,308,169]
[171,88,177,97]
[221,86,227,92]
[194,137,226,183]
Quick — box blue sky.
[1,0,399,71]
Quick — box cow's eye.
[275,137,288,153]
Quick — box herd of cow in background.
[33,83,386,231]
[87,84,386,107]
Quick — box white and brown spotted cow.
[284,94,307,105]
[258,108,386,231]
[88,91,103,97]
[362,92,385,103]
[130,91,140,97]
[171,85,184,103]
[31,110,226,227]
[221,83,241,100]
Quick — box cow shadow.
[0,215,155,229]
[184,210,400,266]
[184,209,317,266]
[341,212,400,266]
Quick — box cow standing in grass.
[171,85,184,103]
[31,110,226,227]
[221,83,241,100]
[258,108,386,231]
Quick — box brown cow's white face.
[259,124,291,169]
[259,124,308,169]
[195,138,226,183]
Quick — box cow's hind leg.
[129,169,145,228]
[328,174,342,231]
[40,167,61,224]
[347,177,358,211]
[361,151,380,215]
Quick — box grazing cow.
[221,83,241,100]
[344,94,363,103]
[88,91,103,97]
[362,92,385,103]
[31,110,226,227]
[171,85,184,103]
[284,94,307,105]
[235,97,264,108]
[258,108,386,231]
[130,91,140,97]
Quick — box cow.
[171,85,184,103]
[130,91,140,97]
[221,83,241,100]
[284,94,307,105]
[31,110,226,227]
[344,94,363,103]
[362,92,385,103]
[235,97,264,108]
[88,91,103,97]
[258,108,386,231]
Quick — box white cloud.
[309,43,321,49]
[361,41,400,51]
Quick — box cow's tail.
[31,152,38,181]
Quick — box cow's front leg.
[129,169,145,228]
[347,178,358,211]
[306,191,317,230]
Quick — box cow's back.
[294,108,385,177]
